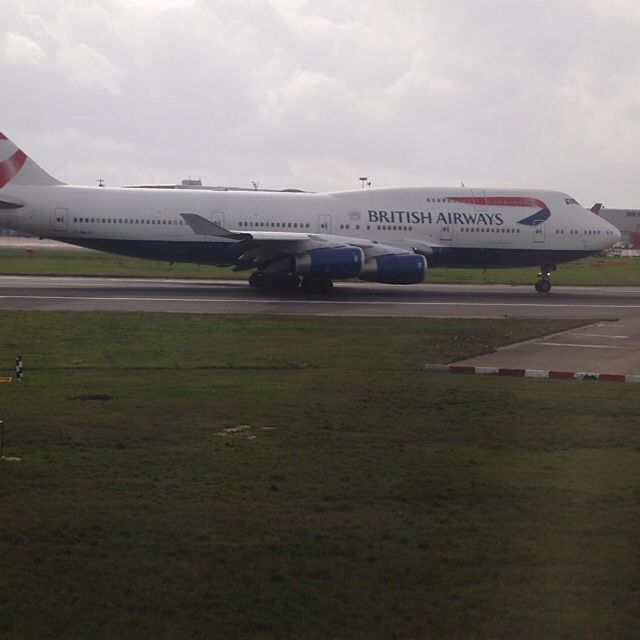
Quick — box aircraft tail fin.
[590,203,603,215]
[0,132,64,188]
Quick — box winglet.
[180,213,249,240]
[590,203,603,215]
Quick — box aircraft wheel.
[301,276,332,293]
[535,278,551,293]
[272,274,300,292]
[301,277,316,292]
[249,272,267,288]
[283,274,301,291]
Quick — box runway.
[0,275,639,319]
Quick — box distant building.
[599,207,640,248]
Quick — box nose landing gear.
[535,265,555,293]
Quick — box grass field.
[1,247,639,286]
[0,313,639,639]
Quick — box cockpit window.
[565,197,580,205]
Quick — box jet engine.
[360,254,427,284]
[294,247,363,279]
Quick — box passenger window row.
[376,225,413,231]
[238,221,310,229]
[73,217,184,226]
[460,227,520,233]
[560,229,609,235]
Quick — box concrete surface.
[454,317,640,375]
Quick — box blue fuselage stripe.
[59,237,595,269]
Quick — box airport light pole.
[359,177,368,189]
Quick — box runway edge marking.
[423,364,640,384]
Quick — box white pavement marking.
[537,342,626,349]
[1,276,640,293]
[575,334,630,339]
[0,276,228,286]
[2,294,640,309]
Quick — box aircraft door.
[209,211,225,227]
[440,224,453,241]
[52,208,68,232]
[318,214,331,233]
[533,224,545,244]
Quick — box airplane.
[0,132,621,293]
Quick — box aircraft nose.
[614,226,622,244]
[602,221,621,249]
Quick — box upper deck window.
[565,198,580,205]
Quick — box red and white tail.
[0,132,63,188]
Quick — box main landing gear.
[301,276,333,293]
[249,272,301,292]
[534,265,555,293]
[248,272,334,293]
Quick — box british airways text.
[368,210,504,226]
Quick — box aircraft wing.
[180,213,434,276]
[180,213,433,251]
[180,214,251,240]
[181,213,377,246]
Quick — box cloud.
[2,32,47,65]
[1,0,640,204]
[57,43,124,95]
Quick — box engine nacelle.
[360,254,427,284]
[294,247,364,279]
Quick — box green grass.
[0,313,638,639]
[1,247,639,285]
[0,248,244,279]
[428,257,640,286]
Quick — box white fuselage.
[0,184,619,269]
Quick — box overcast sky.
[2,0,640,206]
